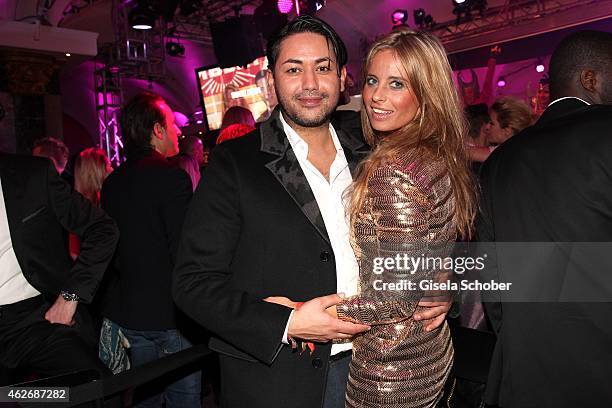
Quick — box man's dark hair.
[549,30,612,100]
[266,15,347,76]
[32,137,69,165]
[121,92,166,156]
[465,103,490,139]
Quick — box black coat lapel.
[261,110,331,245]
[337,127,370,176]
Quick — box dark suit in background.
[100,150,192,330]
[99,149,198,407]
[477,99,612,407]
[0,153,118,383]
[173,110,368,408]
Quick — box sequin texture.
[338,151,455,407]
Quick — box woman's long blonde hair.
[74,148,112,206]
[351,29,476,238]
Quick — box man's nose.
[302,68,319,91]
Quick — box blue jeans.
[323,352,351,408]
[120,327,201,408]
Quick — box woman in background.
[488,96,533,145]
[70,147,113,257]
[335,29,477,407]
[217,106,256,144]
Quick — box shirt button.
[320,251,330,262]
[312,358,323,369]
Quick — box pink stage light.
[277,0,294,14]
[391,9,408,25]
[536,64,545,73]
[497,77,506,88]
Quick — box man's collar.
[279,112,342,156]
[548,96,591,107]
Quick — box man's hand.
[414,299,452,332]
[287,294,369,342]
[44,296,78,326]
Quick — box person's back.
[479,104,612,406]
[478,30,612,407]
[101,152,191,329]
[98,92,198,408]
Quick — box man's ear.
[580,69,597,93]
[152,122,164,141]
[267,70,275,89]
[339,66,347,93]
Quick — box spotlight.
[413,8,435,29]
[277,0,293,14]
[536,61,545,73]
[424,14,435,28]
[129,5,155,30]
[166,42,185,57]
[497,77,506,88]
[452,0,472,25]
[296,0,325,15]
[391,9,408,26]
[413,8,425,26]
[452,0,486,24]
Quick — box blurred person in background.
[32,137,69,175]
[70,148,113,259]
[217,106,256,144]
[465,103,494,170]
[488,96,534,145]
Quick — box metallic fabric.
[338,151,456,407]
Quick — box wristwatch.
[60,291,80,302]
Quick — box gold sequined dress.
[337,150,455,408]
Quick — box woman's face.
[488,110,512,144]
[362,50,420,133]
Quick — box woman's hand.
[264,296,297,309]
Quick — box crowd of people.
[1,14,611,408]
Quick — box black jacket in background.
[100,150,192,330]
[477,99,612,407]
[0,153,118,304]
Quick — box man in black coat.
[0,152,118,383]
[172,16,371,408]
[100,92,199,407]
[477,30,612,407]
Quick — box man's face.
[155,101,181,157]
[271,32,346,129]
[193,138,205,166]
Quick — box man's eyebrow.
[281,58,303,65]
[280,57,335,65]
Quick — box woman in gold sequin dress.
[334,29,477,408]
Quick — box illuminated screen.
[196,56,276,130]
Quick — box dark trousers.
[0,296,109,386]
[323,351,351,408]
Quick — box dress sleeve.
[336,157,455,325]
